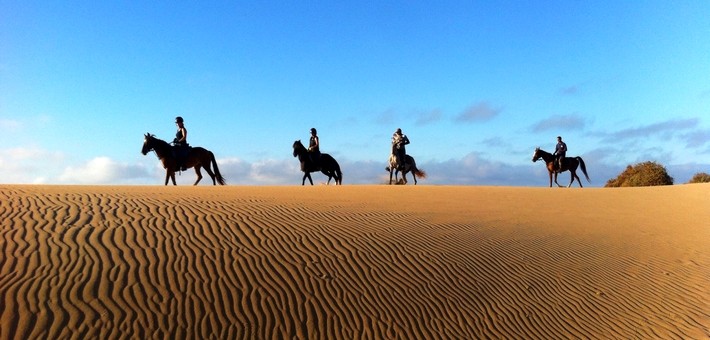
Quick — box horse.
[532,147,590,188]
[292,140,342,185]
[386,153,426,185]
[141,133,226,186]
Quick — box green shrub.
[687,172,710,184]
[605,161,674,187]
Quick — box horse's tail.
[576,156,590,183]
[413,168,427,179]
[333,158,343,185]
[210,151,227,185]
[408,156,426,179]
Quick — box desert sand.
[1,184,708,339]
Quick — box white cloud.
[58,157,153,184]
[530,114,586,133]
[455,102,501,123]
[0,147,65,184]
[422,152,538,186]
[596,118,698,142]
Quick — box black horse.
[532,147,590,188]
[292,140,342,185]
[142,133,226,186]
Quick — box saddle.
[554,158,566,172]
[172,144,191,171]
[307,151,321,170]
[172,144,191,155]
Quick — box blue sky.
[1,1,709,186]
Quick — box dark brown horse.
[293,140,342,185]
[141,133,226,186]
[532,147,590,187]
[386,153,426,185]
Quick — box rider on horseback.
[553,136,567,171]
[391,128,410,170]
[308,128,321,168]
[173,116,189,171]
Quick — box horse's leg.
[412,169,418,185]
[202,161,217,185]
[302,172,313,185]
[573,164,583,188]
[402,171,408,185]
[570,169,582,188]
[555,172,563,187]
[167,171,177,186]
[548,170,553,187]
[165,171,170,186]
[322,170,332,185]
[193,166,203,186]
[389,168,394,184]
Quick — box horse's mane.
[293,140,307,151]
[146,133,172,151]
[536,147,551,155]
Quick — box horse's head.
[292,140,304,157]
[532,147,541,162]
[142,133,155,155]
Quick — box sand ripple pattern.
[1,186,708,339]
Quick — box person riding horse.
[308,128,321,167]
[173,116,190,171]
[553,136,567,171]
[391,128,410,170]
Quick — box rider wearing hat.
[391,128,410,170]
[308,128,321,166]
[173,116,189,171]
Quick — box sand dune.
[1,184,708,339]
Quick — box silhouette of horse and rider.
[532,136,590,187]
[142,133,226,186]
[385,128,426,185]
[292,140,342,185]
[141,117,226,186]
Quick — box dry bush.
[687,172,710,184]
[605,161,674,187]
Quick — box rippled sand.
[1,184,708,339]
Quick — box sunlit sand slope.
[1,185,708,339]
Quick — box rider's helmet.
[175,116,184,124]
[395,128,402,134]
[310,128,317,134]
